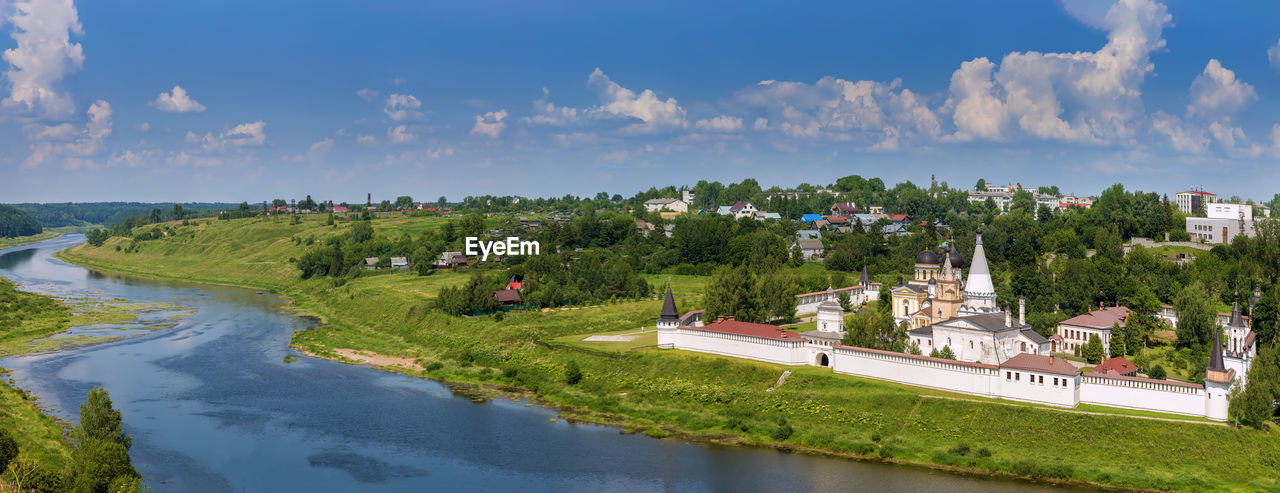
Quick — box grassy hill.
[55,214,1280,492]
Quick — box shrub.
[502,367,519,379]
[1149,365,1167,380]
[564,360,583,385]
[0,430,17,472]
[771,422,794,441]
[976,447,992,458]
[948,443,971,456]
[425,362,444,371]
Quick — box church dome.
[915,250,939,265]
[947,245,965,268]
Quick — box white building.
[968,190,1013,211]
[1175,189,1217,214]
[1187,203,1256,244]
[1056,305,1128,353]
[644,197,689,213]
[727,201,757,219]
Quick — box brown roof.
[1059,306,1129,330]
[695,318,805,341]
[834,344,998,370]
[1000,353,1080,376]
[825,215,849,224]
[1095,356,1139,375]
[494,289,522,304]
[795,285,861,298]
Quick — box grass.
[53,214,1280,492]
[0,278,74,472]
[550,328,658,352]
[0,231,62,250]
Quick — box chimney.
[1005,309,1011,327]
[1019,296,1026,325]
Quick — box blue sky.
[3,0,1280,203]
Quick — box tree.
[1109,324,1125,357]
[1174,282,1215,348]
[975,178,987,191]
[906,341,922,355]
[67,387,139,493]
[564,360,583,385]
[1228,344,1278,428]
[171,204,184,220]
[837,290,851,311]
[1253,286,1280,346]
[938,345,956,360]
[394,196,415,210]
[1083,333,1105,363]
[1148,365,1167,380]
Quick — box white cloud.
[1187,59,1256,119]
[1207,120,1245,150]
[694,115,744,132]
[1150,111,1207,154]
[1,0,85,117]
[152,85,206,113]
[585,68,687,132]
[945,0,1171,143]
[384,93,423,121]
[387,124,416,143]
[753,117,768,131]
[309,137,334,154]
[23,99,111,167]
[470,109,508,138]
[186,121,267,152]
[137,122,151,132]
[524,87,579,125]
[171,151,222,167]
[356,88,379,101]
[356,134,375,145]
[1269,39,1280,71]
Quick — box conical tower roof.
[859,266,870,286]
[1229,292,1246,328]
[964,231,995,299]
[659,285,679,321]
[1208,324,1227,372]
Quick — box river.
[0,235,1078,492]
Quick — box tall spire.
[659,285,679,321]
[1229,291,1246,328]
[1208,323,1227,372]
[963,230,996,310]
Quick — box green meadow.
[54,214,1280,491]
[0,278,74,473]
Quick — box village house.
[494,289,523,306]
[727,201,757,219]
[830,202,857,216]
[390,257,409,269]
[644,197,689,213]
[793,238,824,260]
[436,251,467,269]
[363,257,379,270]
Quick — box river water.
[0,235,1077,492]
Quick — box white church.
[656,230,1244,421]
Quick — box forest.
[0,205,41,238]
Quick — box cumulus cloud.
[152,85,206,113]
[470,109,508,138]
[309,137,334,154]
[1150,111,1207,153]
[945,0,1171,143]
[186,121,267,152]
[356,88,379,101]
[694,115,744,132]
[387,124,416,143]
[1187,59,1256,119]
[384,93,423,121]
[23,99,111,167]
[585,68,687,132]
[734,76,940,146]
[524,87,579,125]
[2,0,85,117]
[356,134,375,145]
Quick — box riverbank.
[53,217,1280,492]
[0,231,61,250]
[0,278,74,475]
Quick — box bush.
[947,443,971,456]
[770,422,794,441]
[0,430,17,472]
[564,360,583,385]
[1148,365,1167,380]
[976,447,992,458]
[502,367,519,380]
[425,361,444,371]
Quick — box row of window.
[1006,371,1070,388]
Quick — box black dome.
[915,250,939,264]
[947,245,965,268]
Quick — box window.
[1053,377,1059,386]
[969,341,974,349]
[1039,375,1044,384]
[1015,373,1020,381]
[1006,371,1011,381]
[1020,342,1026,353]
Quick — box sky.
[2,0,1280,204]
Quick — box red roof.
[507,281,523,291]
[1000,353,1079,376]
[494,289,522,304]
[825,215,849,224]
[331,206,349,213]
[1095,356,1139,375]
[1084,371,1204,389]
[834,345,998,370]
[1180,190,1215,195]
[696,318,804,341]
[1059,306,1129,330]
[729,201,750,212]
[888,214,909,222]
